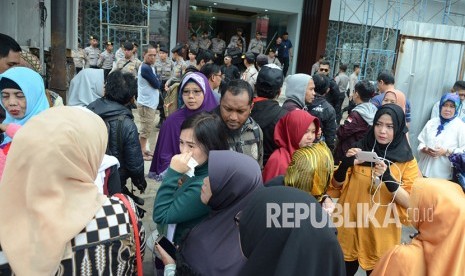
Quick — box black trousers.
[279,57,290,76]
[345,260,372,276]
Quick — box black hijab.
[358,103,414,163]
[239,186,345,276]
[180,150,262,276]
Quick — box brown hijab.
[372,178,465,275]
[0,106,107,275]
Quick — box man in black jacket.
[87,71,147,193]
[250,64,288,166]
[306,74,337,151]
[317,61,342,125]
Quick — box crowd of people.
[0,29,465,276]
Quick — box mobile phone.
[155,235,177,260]
[355,151,381,163]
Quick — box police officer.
[113,42,141,78]
[72,38,86,74]
[84,35,101,68]
[154,45,174,127]
[98,41,115,81]
[248,32,264,56]
[211,33,226,65]
[171,43,186,79]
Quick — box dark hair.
[320,60,330,67]
[353,64,360,70]
[377,71,395,85]
[313,74,330,95]
[0,33,21,58]
[355,80,375,102]
[221,79,254,104]
[319,54,325,59]
[142,44,155,55]
[180,112,229,154]
[200,63,220,79]
[104,71,137,104]
[453,80,465,91]
[196,50,214,65]
[184,65,199,74]
[339,64,347,72]
[123,42,134,51]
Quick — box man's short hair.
[377,71,395,85]
[355,80,375,102]
[200,63,220,79]
[453,80,465,91]
[142,45,155,55]
[320,60,330,67]
[313,74,330,95]
[0,33,21,58]
[123,42,134,51]
[196,50,214,65]
[105,71,137,105]
[353,64,360,70]
[221,79,253,104]
[339,64,347,72]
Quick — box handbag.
[114,193,143,276]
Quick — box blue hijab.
[437,93,461,136]
[0,67,49,144]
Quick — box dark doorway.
[216,21,251,47]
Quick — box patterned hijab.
[0,107,107,275]
[437,93,461,136]
[284,142,334,202]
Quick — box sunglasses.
[319,68,329,72]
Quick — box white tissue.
[186,157,199,177]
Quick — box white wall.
[329,0,465,29]
[0,0,77,49]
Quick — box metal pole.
[49,0,68,102]
[39,0,45,76]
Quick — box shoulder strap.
[121,60,132,69]
[113,194,143,276]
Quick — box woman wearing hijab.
[148,72,218,180]
[381,90,406,113]
[0,67,49,179]
[152,112,229,244]
[262,110,320,182]
[238,186,345,276]
[372,178,465,275]
[0,107,144,275]
[417,93,465,179]
[267,143,335,213]
[66,68,105,107]
[179,150,262,275]
[331,104,420,275]
[282,73,315,111]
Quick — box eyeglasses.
[234,211,243,226]
[214,73,222,77]
[182,89,203,96]
[319,68,329,72]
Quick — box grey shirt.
[84,46,101,67]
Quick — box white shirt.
[417,117,465,179]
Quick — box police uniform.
[241,53,258,89]
[229,35,246,53]
[84,36,101,68]
[248,38,264,55]
[114,58,141,78]
[72,47,85,74]
[211,37,226,65]
[188,38,199,52]
[115,47,125,62]
[154,46,173,126]
[198,37,211,51]
[98,42,115,81]
[171,44,186,79]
